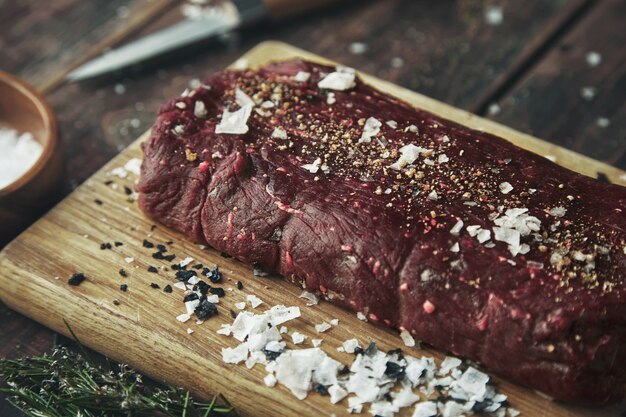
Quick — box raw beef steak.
[137,60,626,404]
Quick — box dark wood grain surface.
[1,0,624,415]
[489,0,626,168]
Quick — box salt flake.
[291,332,306,345]
[499,182,513,194]
[247,294,263,308]
[400,330,416,347]
[315,322,332,333]
[271,127,288,139]
[359,117,382,143]
[294,71,311,82]
[318,69,356,91]
[124,158,142,176]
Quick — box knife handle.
[263,0,343,19]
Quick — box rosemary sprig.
[0,346,233,417]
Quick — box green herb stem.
[0,347,233,417]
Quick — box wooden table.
[1,0,624,415]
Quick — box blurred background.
[0,0,624,414]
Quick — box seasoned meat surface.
[138,60,626,404]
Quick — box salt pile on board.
[216,305,518,417]
[0,128,42,189]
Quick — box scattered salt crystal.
[596,117,610,128]
[124,257,134,263]
[215,91,253,135]
[327,92,336,105]
[299,290,319,305]
[484,6,503,26]
[264,373,277,387]
[235,301,246,310]
[356,312,367,321]
[580,86,597,101]
[294,71,311,82]
[342,338,360,353]
[466,225,481,237]
[450,219,464,235]
[122,158,142,176]
[268,305,301,325]
[386,120,398,128]
[216,325,231,335]
[349,42,368,55]
[312,338,323,347]
[110,167,128,178]
[586,51,602,67]
[390,56,405,68]
[291,332,306,344]
[176,313,191,323]
[274,348,336,399]
[172,125,185,135]
[247,294,263,308]
[548,207,567,217]
[329,384,348,403]
[318,67,356,91]
[441,401,466,417]
[438,357,462,375]
[499,182,513,194]
[179,257,194,267]
[174,282,187,290]
[400,330,416,347]
[437,154,449,163]
[450,242,460,253]
[390,144,427,169]
[272,127,288,139]
[194,100,207,118]
[427,190,438,200]
[222,343,249,364]
[330,319,339,326]
[315,322,332,333]
[114,83,126,94]
[279,326,288,334]
[359,117,382,143]
[187,328,194,334]
[347,397,364,413]
[412,401,438,417]
[185,298,200,314]
[488,103,501,115]
[476,229,491,243]
[451,366,490,400]
[302,157,322,174]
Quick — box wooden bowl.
[0,71,62,246]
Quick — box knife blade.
[66,0,343,82]
[66,2,246,81]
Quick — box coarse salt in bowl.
[0,128,44,190]
[0,70,61,245]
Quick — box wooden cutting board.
[1,41,624,417]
